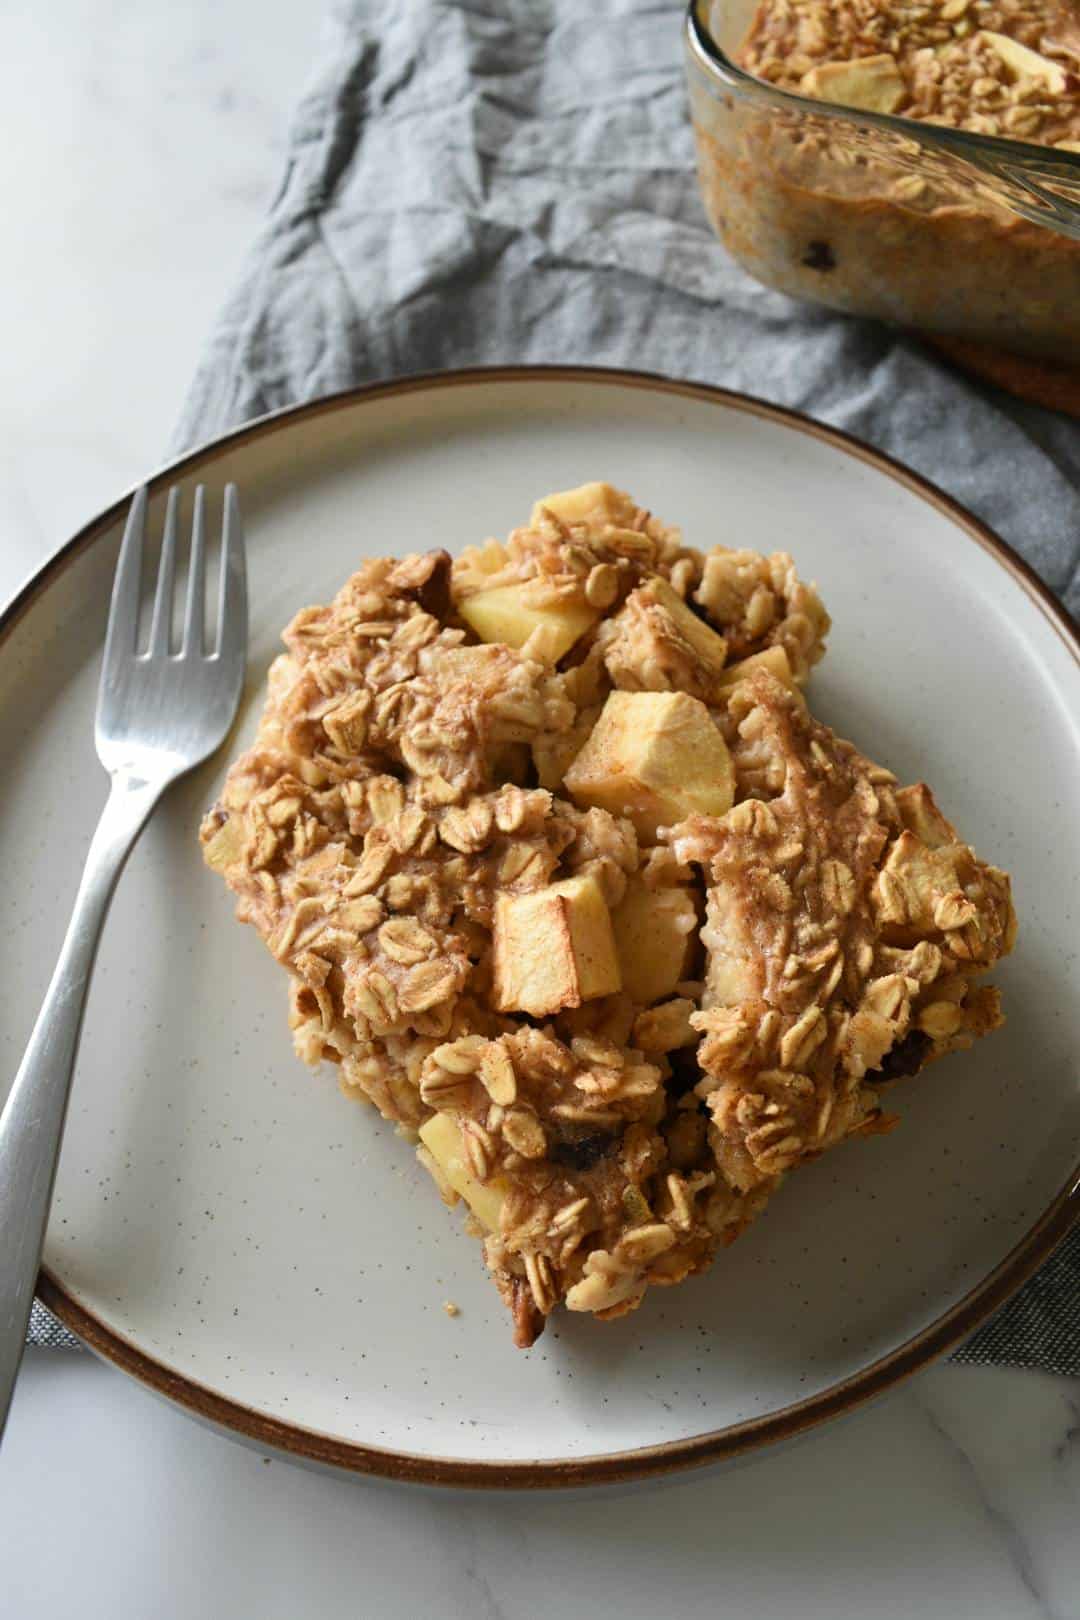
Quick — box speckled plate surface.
[8,368,1079,1488]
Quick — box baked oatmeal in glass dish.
[200,483,1016,1348]
[685,0,1080,366]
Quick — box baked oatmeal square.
[201,483,1014,1346]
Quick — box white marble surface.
[0,3,1077,1617]
[3,1350,1079,1619]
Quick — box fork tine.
[103,486,147,668]
[181,486,207,656]
[147,486,180,658]
[215,484,247,661]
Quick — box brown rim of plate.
[23,364,1080,1492]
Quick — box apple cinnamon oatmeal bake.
[200,482,1016,1348]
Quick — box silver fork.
[0,484,247,1439]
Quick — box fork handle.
[0,773,159,1440]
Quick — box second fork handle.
[0,773,159,1442]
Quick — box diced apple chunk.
[418,1112,505,1231]
[716,645,797,694]
[530,481,636,531]
[701,884,764,1008]
[603,576,730,702]
[564,691,734,843]
[979,30,1068,91]
[634,576,729,675]
[492,873,621,1016]
[202,814,244,872]
[801,54,906,114]
[896,783,957,850]
[612,878,698,1005]
[531,706,600,793]
[458,582,598,664]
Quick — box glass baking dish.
[684,0,1080,364]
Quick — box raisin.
[411,549,453,621]
[666,1045,703,1099]
[802,240,836,272]
[511,1277,544,1349]
[550,1133,614,1172]
[872,1029,932,1084]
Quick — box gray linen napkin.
[32,0,1079,1372]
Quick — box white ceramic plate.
[10,369,1079,1488]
